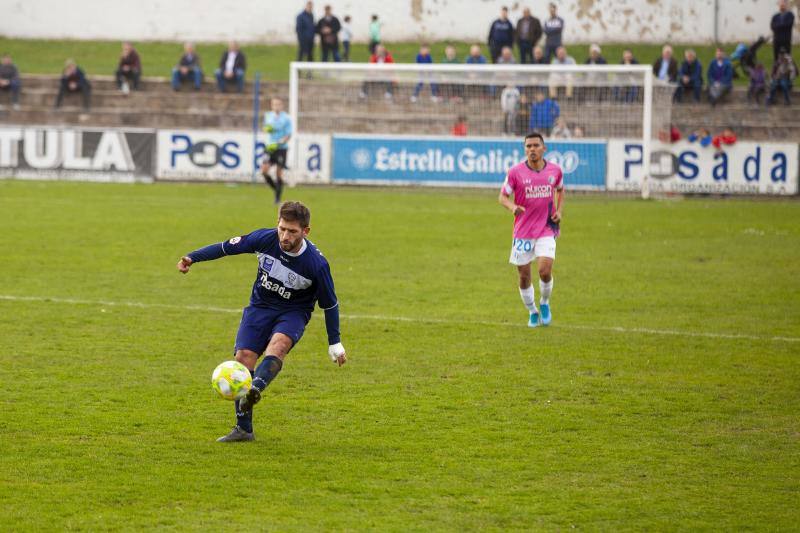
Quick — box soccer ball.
[211,361,252,401]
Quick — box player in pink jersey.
[498,132,564,327]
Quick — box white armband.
[328,342,345,361]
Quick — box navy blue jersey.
[188,228,337,315]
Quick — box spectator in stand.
[747,63,767,103]
[369,14,381,54]
[614,48,640,102]
[543,3,564,63]
[767,48,799,105]
[411,44,439,102]
[497,46,517,64]
[317,5,342,62]
[572,126,585,138]
[500,84,520,134]
[550,116,571,138]
[466,44,491,97]
[674,48,703,103]
[0,54,21,109]
[466,44,489,65]
[171,42,203,91]
[115,42,141,94]
[341,15,353,61]
[771,0,795,62]
[585,43,607,65]
[711,128,737,150]
[658,124,682,143]
[549,46,575,99]
[55,59,90,110]
[529,90,559,135]
[515,94,530,134]
[215,41,246,93]
[488,6,515,64]
[707,47,733,106]
[532,45,548,64]
[653,45,678,83]
[516,7,542,64]
[360,44,394,99]
[451,115,468,136]
[688,128,713,147]
[441,45,464,101]
[296,2,316,62]
[583,44,608,100]
[729,42,748,79]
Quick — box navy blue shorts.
[234,306,309,355]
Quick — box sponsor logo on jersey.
[524,184,552,199]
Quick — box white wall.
[1,0,797,44]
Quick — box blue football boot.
[540,304,552,326]
[528,311,540,328]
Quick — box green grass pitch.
[0,179,798,530]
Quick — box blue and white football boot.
[540,304,552,326]
[528,311,540,328]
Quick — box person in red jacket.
[712,128,737,150]
[359,45,395,99]
[451,115,468,136]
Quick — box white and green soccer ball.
[211,361,252,401]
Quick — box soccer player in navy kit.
[177,201,347,442]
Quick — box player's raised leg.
[517,262,540,327]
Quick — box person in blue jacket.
[296,1,316,62]
[707,48,733,107]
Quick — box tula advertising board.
[0,126,155,182]
[608,139,798,195]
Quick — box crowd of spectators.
[0,0,796,123]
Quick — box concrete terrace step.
[2,74,797,141]
[0,106,253,129]
[17,73,288,94]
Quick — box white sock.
[519,286,538,313]
[539,278,553,305]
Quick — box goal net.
[290,61,672,195]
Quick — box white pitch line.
[0,294,798,344]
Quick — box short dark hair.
[279,201,311,228]
[524,132,545,144]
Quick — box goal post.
[289,61,669,195]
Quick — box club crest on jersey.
[548,175,556,185]
[262,256,275,274]
[229,236,242,245]
[288,272,297,285]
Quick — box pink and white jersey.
[502,160,563,239]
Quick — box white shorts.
[508,236,556,265]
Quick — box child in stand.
[747,63,766,103]
[341,16,353,62]
[369,15,381,54]
[451,115,468,136]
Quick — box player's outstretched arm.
[178,232,269,274]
